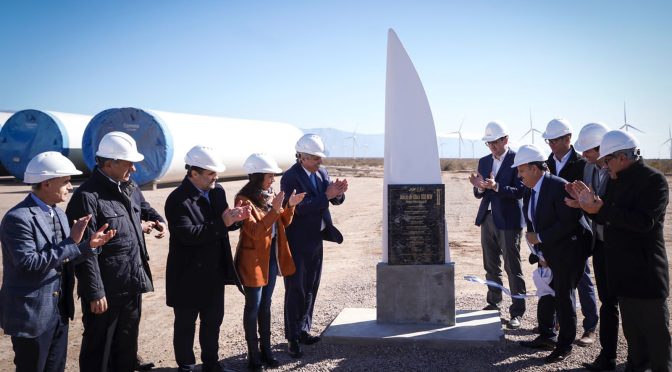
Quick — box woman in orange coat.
[235,153,305,371]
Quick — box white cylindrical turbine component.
[0,110,90,180]
[82,108,304,185]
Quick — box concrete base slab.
[323,308,503,349]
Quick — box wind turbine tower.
[447,118,465,158]
[344,128,359,159]
[663,126,672,159]
[620,102,644,133]
[520,109,543,144]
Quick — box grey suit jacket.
[582,163,609,242]
[0,194,95,338]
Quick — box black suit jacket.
[547,146,586,183]
[593,160,669,299]
[164,177,240,308]
[523,173,592,284]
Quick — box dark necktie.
[530,189,537,231]
[311,173,319,191]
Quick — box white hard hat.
[24,151,83,184]
[295,133,326,158]
[542,118,573,140]
[597,130,639,160]
[96,131,145,162]
[511,144,546,168]
[242,153,282,174]
[184,145,226,172]
[482,121,508,142]
[574,122,610,153]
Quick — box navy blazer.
[0,195,95,338]
[474,148,525,230]
[523,173,592,282]
[281,162,344,250]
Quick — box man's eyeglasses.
[544,135,568,145]
[485,138,504,147]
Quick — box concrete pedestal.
[376,262,455,325]
[323,308,503,348]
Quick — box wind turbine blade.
[628,124,645,133]
[459,117,465,131]
[384,28,441,184]
[623,101,627,124]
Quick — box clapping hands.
[222,200,252,226]
[70,215,117,248]
[326,178,348,199]
[564,181,603,214]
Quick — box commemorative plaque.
[387,184,445,265]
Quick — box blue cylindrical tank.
[0,110,90,180]
[82,108,174,186]
[83,107,304,186]
[0,111,15,176]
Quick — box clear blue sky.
[1,0,671,157]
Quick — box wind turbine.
[520,109,543,144]
[344,128,359,159]
[663,126,672,159]
[447,118,465,158]
[620,102,644,133]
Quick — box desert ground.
[1,164,671,371]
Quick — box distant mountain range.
[301,128,491,159]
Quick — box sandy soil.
[1,170,671,371]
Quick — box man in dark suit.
[542,118,598,347]
[469,121,526,329]
[514,144,592,363]
[0,152,115,372]
[65,131,153,372]
[566,123,620,371]
[281,134,348,358]
[164,145,250,372]
[574,130,671,371]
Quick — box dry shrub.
[646,159,672,175]
[440,159,478,172]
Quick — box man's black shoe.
[299,331,321,345]
[288,339,303,358]
[583,354,617,371]
[135,355,155,371]
[519,337,556,350]
[544,347,571,363]
[482,304,500,311]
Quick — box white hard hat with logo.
[542,118,573,140]
[482,121,508,142]
[243,153,282,174]
[597,130,639,160]
[511,144,547,168]
[295,133,326,158]
[96,131,145,162]
[24,151,83,184]
[184,145,226,172]
[574,122,610,152]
